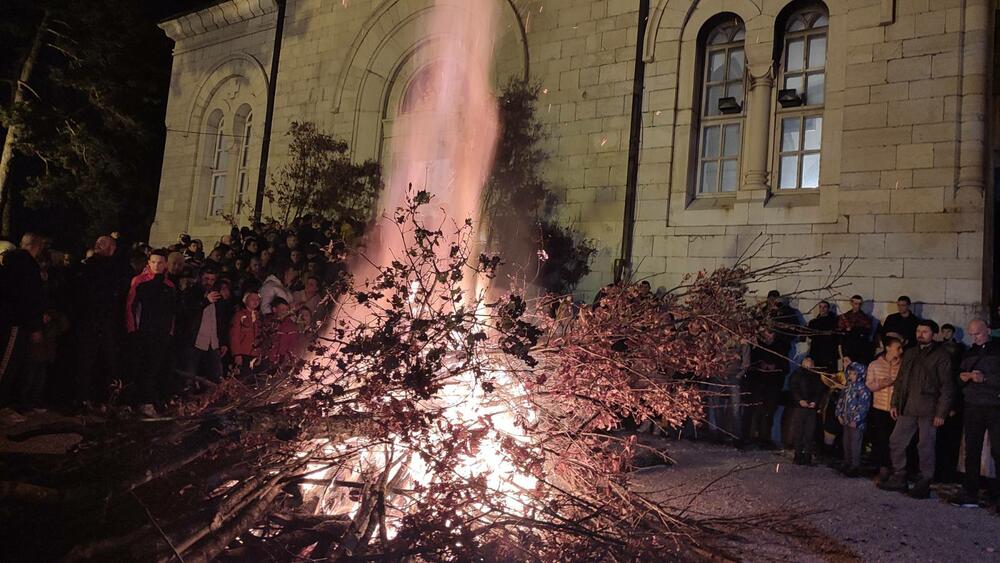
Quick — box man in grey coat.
[879,319,955,499]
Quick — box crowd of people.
[0,217,346,418]
[728,290,1000,511]
[2,227,997,508]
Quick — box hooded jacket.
[836,362,873,430]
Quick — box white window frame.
[234,112,253,216]
[695,20,747,196]
[208,117,228,217]
[774,8,828,191]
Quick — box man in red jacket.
[125,250,177,416]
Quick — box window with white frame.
[208,117,228,217]
[695,19,746,195]
[775,6,827,190]
[235,112,253,216]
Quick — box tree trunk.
[0,9,49,238]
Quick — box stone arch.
[333,0,528,163]
[183,52,269,138]
[183,54,267,231]
[645,0,762,62]
[332,0,528,113]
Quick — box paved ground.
[4,411,999,561]
[633,440,1000,562]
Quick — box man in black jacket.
[950,319,1000,508]
[72,235,132,403]
[0,234,45,406]
[806,300,838,371]
[789,357,826,465]
[741,329,788,449]
[882,295,921,348]
[881,319,955,498]
[177,267,231,384]
[126,250,177,415]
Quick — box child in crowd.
[836,361,872,477]
[264,297,300,366]
[789,357,826,466]
[229,291,261,378]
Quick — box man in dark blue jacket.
[950,319,1000,509]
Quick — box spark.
[542,88,549,94]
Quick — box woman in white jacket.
[259,262,298,315]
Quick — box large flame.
[300,0,536,531]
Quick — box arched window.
[234,109,253,216]
[695,18,746,195]
[400,63,441,115]
[207,112,229,217]
[775,5,828,190]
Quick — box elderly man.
[950,319,1000,508]
[880,320,955,498]
[0,234,45,406]
[72,235,132,404]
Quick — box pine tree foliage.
[0,0,170,243]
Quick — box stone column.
[742,66,775,193]
[957,0,991,196]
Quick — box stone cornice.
[159,0,278,42]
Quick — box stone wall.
[627,0,990,326]
[152,0,993,329]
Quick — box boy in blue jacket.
[836,361,872,477]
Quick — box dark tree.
[483,79,596,293]
[0,0,171,245]
[263,121,382,229]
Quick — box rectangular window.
[209,173,227,215]
[235,117,253,215]
[777,115,822,190]
[208,121,228,217]
[698,122,741,193]
[696,21,746,196]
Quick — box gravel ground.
[632,440,1000,562]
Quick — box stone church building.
[153,0,999,325]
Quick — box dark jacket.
[958,340,1000,408]
[126,270,176,336]
[806,313,838,369]
[838,310,876,364]
[71,255,132,332]
[177,286,232,349]
[0,249,44,331]
[891,342,955,418]
[789,367,826,406]
[882,312,920,347]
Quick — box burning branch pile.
[0,194,834,562]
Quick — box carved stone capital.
[748,65,776,90]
